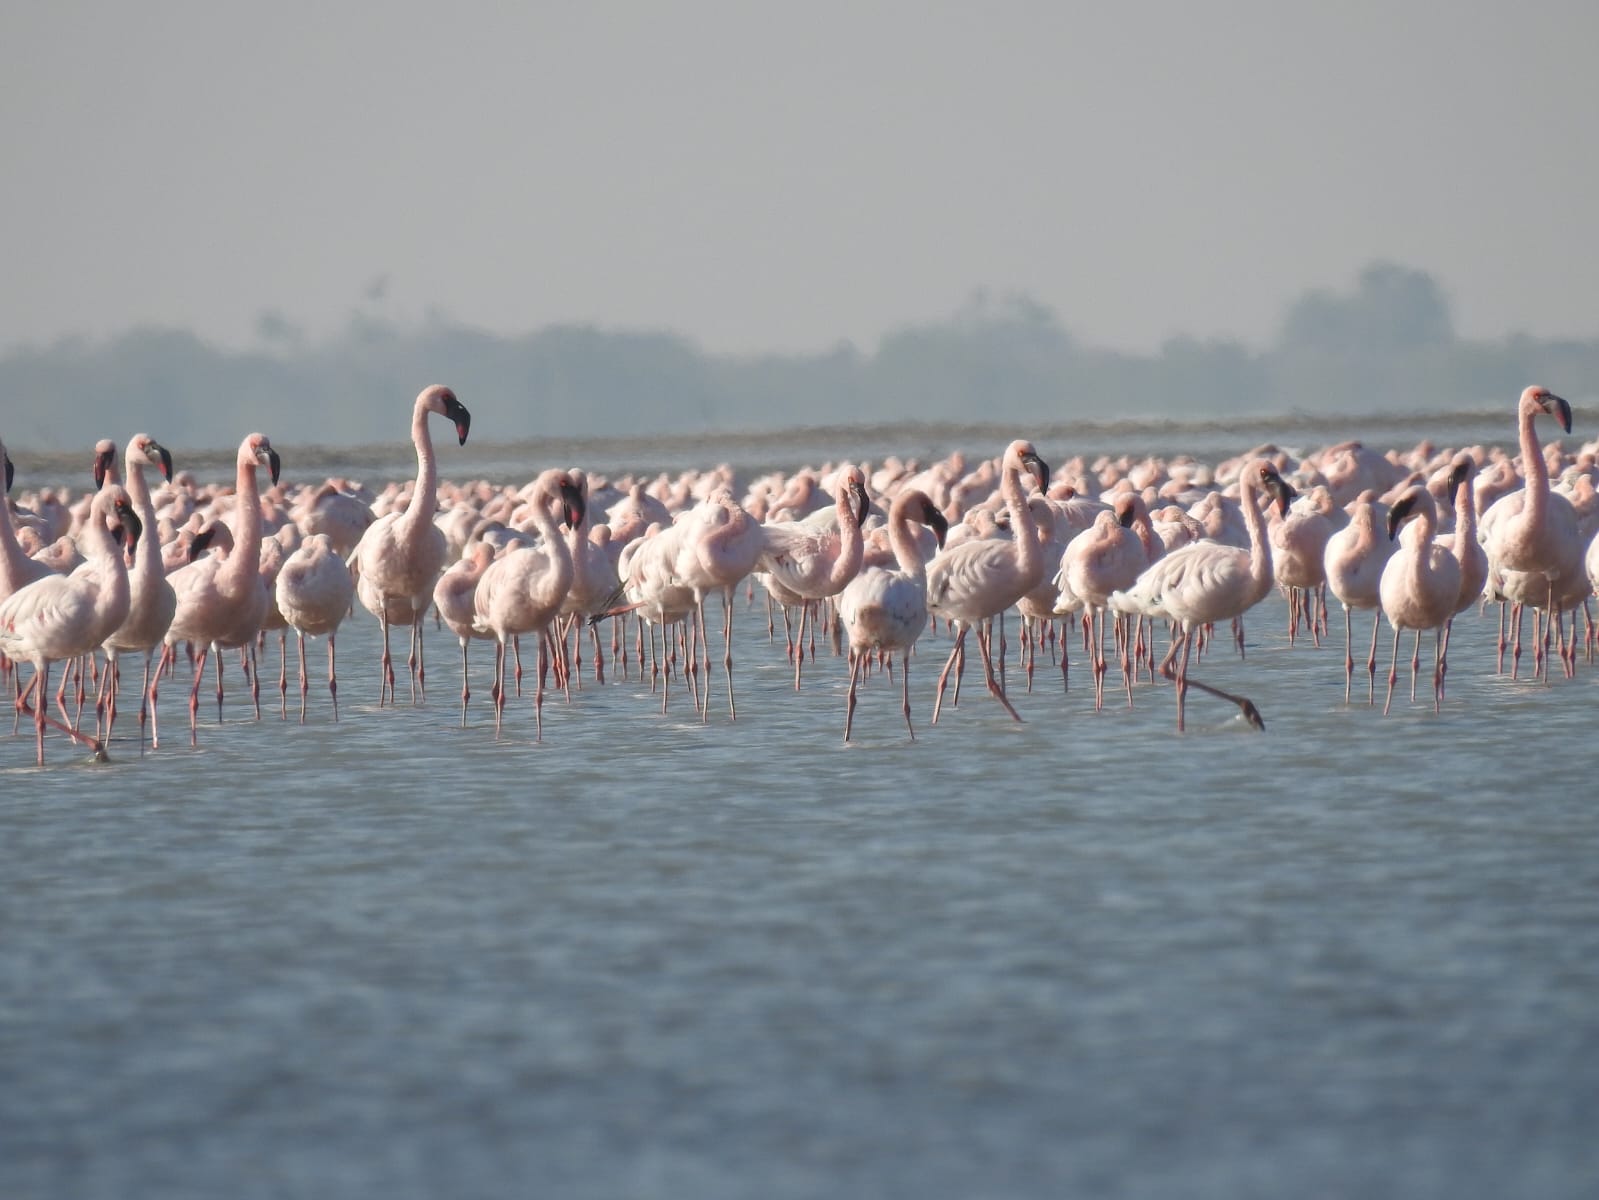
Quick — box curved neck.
[1002,461,1040,581]
[1241,477,1272,586]
[888,499,928,579]
[124,458,163,578]
[0,495,31,585]
[1454,477,1477,549]
[1520,404,1549,526]
[828,492,866,590]
[223,456,263,588]
[531,490,575,591]
[406,401,438,524]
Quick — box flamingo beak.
[267,447,282,485]
[851,480,870,527]
[1448,459,1470,492]
[926,506,949,549]
[447,397,472,446]
[1385,492,1418,541]
[1022,452,1050,493]
[1549,393,1573,434]
[559,480,586,530]
[154,442,174,482]
[4,454,12,494]
[93,446,115,490]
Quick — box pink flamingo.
[275,532,357,722]
[757,466,870,688]
[1058,496,1149,711]
[1271,485,1335,645]
[471,470,584,739]
[0,485,140,763]
[2,441,53,602]
[433,541,498,725]
[1109,459,1295,731]
[1322,489,1393,703]
[674,486,765,721]
[1432,453,1488,694]
[1379,484,1462,714]
[838,488,948,741]
[1481,386,1580,678]
[352,384,471,705]
[926,439,1051,724]
[99,435,176,749]
[161,433,281,743]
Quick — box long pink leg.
[843,649,862,742]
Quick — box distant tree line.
[3,261,1595,451]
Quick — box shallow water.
[3,585,1597,1198]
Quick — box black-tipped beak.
[4,454,12,494]
[93,446,115,490]
[123,510,142,559]
[1117,505,1135,529]
[154,442,174,482]
[1386,492,1418,541]
[1262,469,1296,516]
[267,447,282,485]
[189,526,216,562]
[1022,452,1050,493]
[850,480,870,527]
[447,398,472,446]
[1448,459,1470,493]
[1549,393,1573,435]
[559,480,586,530]
[925,505,949,549]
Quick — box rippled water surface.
[5,417,1599,1198]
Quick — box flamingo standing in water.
[1057,495,1149,711]
[757,466,870,689]
[674,486,765,721]
[275,533,357,722]
[838,488,948,741]
[1322,489,1392,703]
[161,433,281,743]
[433,541,498,726]
[98,435,176,749]
[1433,453,1488,696]
[472,470,585,739]
[0,485,140,763]
[926,439,1050,724]
[1379,484,1462,714]
[1109,459,1294,732]
[1481,386,1580,679]
[352,385,471,705]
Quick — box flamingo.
[1109,459,1295,731]
[275,533,357,722]
[471,469,585,739]
[0,485,140,763]
[1433,453,1488,694]
[2,441,53,602]
[99,435,176,749]
[926,439,1050,724]
[352,384,472,705]
[1322,489,1392,703]
[1481,386,1580,679]
[433,541,498,726]
[757,466,870,688]
[1271,485,1336,646]
[1379,484,1462,714]
[161,433,281,743]
[838,488,949,741]
[1056,496,1149,711]
[673,486,765,721]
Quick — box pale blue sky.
[3,2,1594,356]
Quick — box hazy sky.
[3,2,1595,358]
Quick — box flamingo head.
[423,385,472,446]
[1385,485,1431,542]
[1447,452,1476,495]
[131,434,174,482]
[843,469,871,527]
[917,494,949,549]
[243,434,281,485]
[92,439,117,490]
[105,487,142,562]
[1256,462,1297,516]
[1009,441,1051,493]
[1523,386,1572,434]
[556,473,586,530]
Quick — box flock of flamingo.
[1,383,1593,764]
